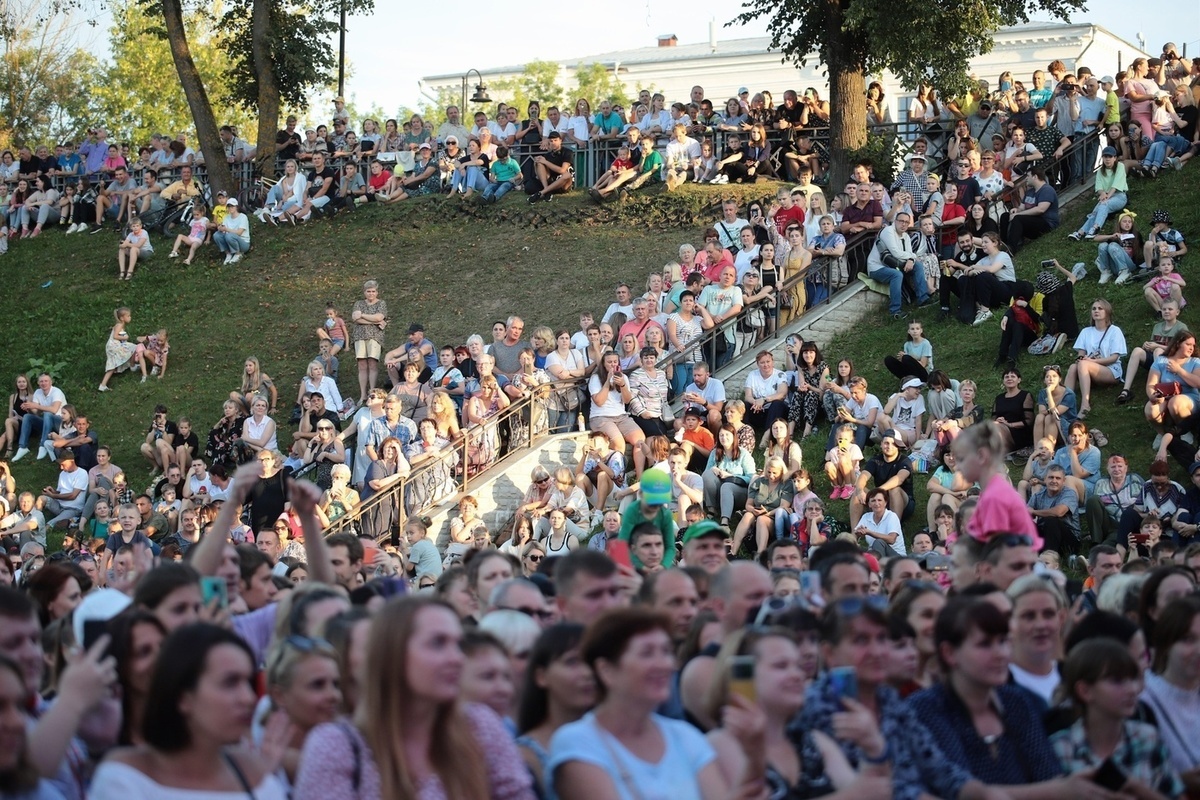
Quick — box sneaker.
[168,251,179,259]
[1067,231,1082,241]
[223,254,233,265]
[36,446,47,461]
[11,447,29,462]
[542,193,554,203]
[253,209,267,223]
[97,384,109,392]
[829,487,842,500]
[1052,333,1068,353]
[267,213,279,226]
[840,485,856,500]
[891,312,908,320]
[528,192,543,204]
[229,253,242,264]
[1097,268,1112,284]
[972,308,993,326]
[1114,271,1132,285]
[936,307,951,322]
[151,366,159,376]
[68,223,82,234]
[88,225,103,235]
[1170,156,1183,171]
[1071,262,1087,281]
[1084,232,1097,240]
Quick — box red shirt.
[774,205,806,235]
[940,202,967,246]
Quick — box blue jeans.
[452,167,489,194]
[213,232,249,254]
[1080,192,1127,235]
[1142,140,1169,168]
[550,409,575,434]
[19,412,59,449]
[1096,241,1136,276]
[482,179,517,201]
[869,262,928,315]
[671,363,694,399]
[1155,132,1190,156]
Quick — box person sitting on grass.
[876,377,925,449]
[1093,209,1143,285]
[481,145,521,204]
[624,141,665,196]
[166,202,209,266]
[1017,437,1057,501]
[589,145,635,202]
[528,131,573,204]
[212,198,250,265]
[1141,209,1187,273]
[1144,256,1186,316]
[1144,331,1200,460]
[849,428,914,530]
[116,217,152,281]
[883,320,933,383]
[1064,298,1127,419]
[824,424,863,501]
[1052,420,1102,501]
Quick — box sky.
[76,0,1195,116]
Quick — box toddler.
[168,203,209,265]
[824,424,863,500]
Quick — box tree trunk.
[824,0,867,193]
[160,0,233,196]
[251,0,280,178]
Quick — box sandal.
[1090,428,1109,448]
[1077,407,1090,420]
[1115,389,1132,405]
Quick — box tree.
[573,62,629,108]
[0,0,101,149]
[96,0,255,144]
[731,0,1085,188]
[493,60,566,116]
[220,0,374,174]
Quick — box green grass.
[2,183,777,501]
[823,167,1198,537]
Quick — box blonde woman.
[320,464,360,524]
[233,356,277,414]
[296,360,345,415]
[529,325,555,369]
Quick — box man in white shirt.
[714,199,749,250]
[41,450,89,529]
[0,493,46,547]
[436,105,471,146]
[601,284,635,323]
[664,124,702,191]
[541,106,572,141]
[570,312,595,351]
[681,362,727,432]
[13,372,66,462]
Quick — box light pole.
[337,0,347,97]
[460,69,492,116]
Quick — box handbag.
[1153,382,1182,398]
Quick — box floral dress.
[787,361,827,429]
[104,327,138,372]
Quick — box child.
[56,185,77,231]
[99,306,143,391]
[429,346,465,408]
[1144,256,1185,314]
[83,499,112,540]
[481,145,521,204]
[1141,209,1187,272]
[790,469,818,511]
[824,424,863,500]
[1038,550,1061,571]
[694,139,718,183]
[883,320,933,383]
[206,191,229,242]
[168,203,209,265]
[316,302,349,356]
[1095,210,1144,285]
[316,340,339,382]
[154,486,181,520]
[1017,437,1056,500]
[1128,513,1163,559]
[1117,299,1188,404]
[589,145,635,201]
[877,378,925,447]
[109,472,133,509]
[116,217,152,280]
[139,329,170,380]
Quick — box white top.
[858,509,906,555]
[305,375,344,412]
[744,369,787,401]
[1009,662,1061,705]
[602,302,634,324]
[1141,671,1200,774]
[890,394,926,431]
[90,761,287,800]
[55,468,89,511]
[32,386,67,413]
[588,374,627,419]
[548,712,715,800]
[244,415,277,452]
[1072,325,1127,381]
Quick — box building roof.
[423,22,1141,82]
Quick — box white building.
[422,22,1149,121]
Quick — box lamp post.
[460,69,492,115]
[337,0,347,97]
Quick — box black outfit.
[939,244,985,315]
[996,284,1040,367]
[993,390,1034,450]
[863,453,915,520]
[248,467,293,533]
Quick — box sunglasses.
[500,605,553,620]
[317,425,335,431]
[1043,365,1061,374]
[526,553,544,562]
[830,595,888,615]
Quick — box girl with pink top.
[952,420,1041,548]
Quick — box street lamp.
[461,69,492,114]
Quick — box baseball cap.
[1189,462,1200,475]
[681,519,726,545]
[1099,75,1114,85]
[908,152,927,162]
[901,378,923,390]
[1101,146,1117,157]
[1148,58,1162,68]
[738,87,749,95]
[226,198,238,206]
[684,405,706,419]
[641,468,672,505]
[879,429,905,446]
[418,142,432,150]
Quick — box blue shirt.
[1051,445,1102,493]
[795,673,973,800]
[907,683,1063,786]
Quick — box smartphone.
[1040,259,1055,268]
[829,666,858,701]
[607,539,634,571]
[800,570,822,597]
[1134,532,1150,544]
[81,618,111,659]
[200,576,229,609]
[1092,757,1127,791]
[729,655,756,704]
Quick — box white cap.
[72,588,132,648]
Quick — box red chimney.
[657,34,677,47]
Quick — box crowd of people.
[0,47,1197,800]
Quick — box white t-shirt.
[55,468,89,511]
[545,349,586,381]
[90,761,287,800]
[602,302,634,324]
[890,394,926,431]
[744,369,787,401]
[848,393,883,424]
[32,386,67,414]
[1009,662,1061,705]
[685,378,726,405]
[859,509,906,555]
[588,374,627,419]
[1072,325,1127,381]
[570,331,591,350]
[548,712,715,800]
[715,217,749,249]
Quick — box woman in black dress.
[992,366,1034,454]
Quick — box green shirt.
[618,502,678,568]
[639,149,664,177]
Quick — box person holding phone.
[705,627,890,799]
[1050,637,1184,798]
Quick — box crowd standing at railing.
[0,45,1199,800]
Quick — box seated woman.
[1034,364,1078,450]
[1067,147,1129,241]
[239,396,278,456]
[764,419,803,476]
[926,449,971,531]
[706,628,889,800]
[300,418,345,490]
[730,456,792,556]
[296,360,346,417]
[907,597,1080,793]
[854,486,906,557]
[256,159,307,224]
[1052,420,1102,501]
[588,352,647,480]
[1065,298,1127,419]
[742,350,788,446]
[785,340,828,440]
[924,371,962,439]
[1145,331,1200,458]
[956,232,1016,326]
[702,424,757,526]
[232,356,277,415]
